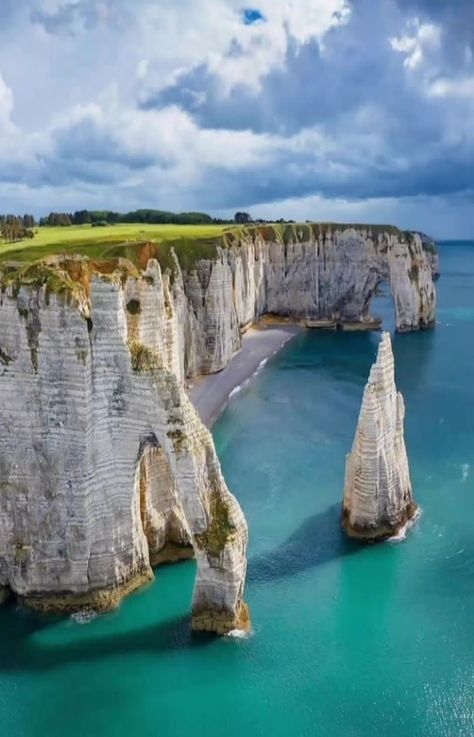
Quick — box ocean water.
[1,242,474,737]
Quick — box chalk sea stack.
[342,332,417,542]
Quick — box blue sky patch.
[242,8,265,25]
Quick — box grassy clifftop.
[0,223,227,263]
[0,222,420,282]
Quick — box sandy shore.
[188,324,302,427]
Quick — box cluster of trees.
[39,209,219,227]
[0,214,36,243]
[40,212,74,227]
[0,209,299,244]
[37,209,296,227]
[235,212,296,226]
[234,211,252,224]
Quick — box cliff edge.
[166,223,437,375]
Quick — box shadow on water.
[248,503,361,584]
[0,605,214,674]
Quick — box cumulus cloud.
[135,0,351,99]
[31,1,119,35]
[428,76,474,99]
[390,20,440,70]
[0,0,471,236]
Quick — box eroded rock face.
[342,332,417,541]
[0,260,249,634]
[176,227,437,376]
[0,223,436,629]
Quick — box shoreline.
[188,323,302,427]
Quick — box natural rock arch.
[176,228,437,376]
[0,274,249,634]
[136,437,194,568]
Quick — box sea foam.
[388,507,422,543]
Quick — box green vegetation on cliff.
[0,257,140,305]
[128,342,163,372]
[0,222,436,289]
[0,224,227,262]
[195,490,236,557]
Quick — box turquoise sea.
[1,242,474,737]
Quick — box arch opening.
[367,278,397,333]
[135,436,194,572]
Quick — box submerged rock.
[342,332,417,541]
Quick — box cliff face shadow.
[248,503,360,584]
[0,604,214,674]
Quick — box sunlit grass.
[0,223,228,263]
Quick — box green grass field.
[0,221,410,277]
[0,223,227,263]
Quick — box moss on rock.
[409,264,419,283]
[195,490,236,557]
[128,341,163,372]
[167,428,186,452]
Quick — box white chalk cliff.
[172,224,437,376]
[0,259,249,634]
[0,224,436,628]
[342,332,417,541]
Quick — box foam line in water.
[227,331,296,403]
[71,610,98,625]
[226,628,253,640]
[229,378,251,399]
[388,507,422,543]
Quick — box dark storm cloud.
[194,143,474,211]
[0,0,471,234]
[139,0,474,204]
[31,1,98,34]
[52,116,156,170]
[30,0,131,35]
[395,0,474,48]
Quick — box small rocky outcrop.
[342,332,417,541]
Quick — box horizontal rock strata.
[171,225,438,376]
[342,332,417,541]
[0,258,249,634]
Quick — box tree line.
[0,214,36,243]
[0,209,297,245]
[39,209,295,227]
[39,209,222,227]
